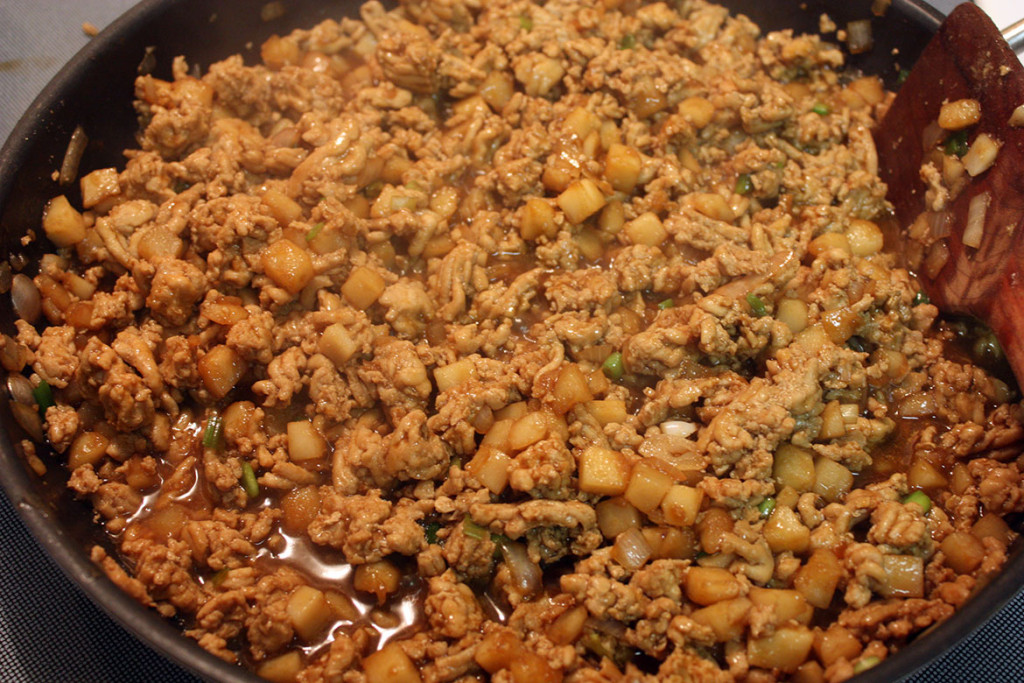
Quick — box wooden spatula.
[874,3,1024,380]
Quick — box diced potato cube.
[660,485,703,527]
[691,193,733,222]
[691,597,751,642]
[79,167,120,209]
[596,497,643,538]
[763,505,811,553]
[697,507,734,554]
[643,525,699,560]
[578,446,631,496]
[137,226,184,262]
[341,265,386,309]
[262,188,303,228]
[794,548,843,608]
[557,178,606,224]
[434,358,477,392]
[363,642,421,683]
[258,651,303,683]
[466,446,511,494]
[880,554,924,598]
[598,200,625,233]
[319,323,359,368]
[287,585,332,640]
[508,411,550,451]
[907,457,948,488]
[494,401,529,422]
[818,400,846,439]
[354,560,402,604]
[748,626,815,673]
[586,399,628,425]
[549,363,593,414]
[813,457,853,503]
[807,232,850,257]
[685,566,741,605]
[821,307,860,345]
[479,70,515,110]
[520,198,558,240]
[972,514,1012,545]
[776,298,808,334]
[814,625,863,668]
[262,239,314,294]
[281,486,322,535]
[845,219,884,256]
[794,324,829,354]
[42,195,87,247]
[773,443,816,492]
[198,345,247,399]
[547,604,588,645]
[624,461,674,513]
[939,531,984,574]
[564,107,601,140]
[623,212,667,247]
[748,587,813,625]
[678,96,716,129]
[68,431,110,470]
[604,143,643,193]
[287,421,327,462]
[938,98,981,130]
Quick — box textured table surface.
[1,1,1022,681]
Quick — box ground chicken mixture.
[6,1,1024,682]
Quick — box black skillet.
[0,0,1020,681]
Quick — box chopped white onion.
[612,527,652,570]
[963,133,1000,177]
[499,540,542,595]
[962,191,990,249]
[661,420,698,438]
[59,125,88,186]
[11,274,41,324]
[6,374,34,405]
[1009,104,1024,127]
[847,20,873,55]
[927,210,951,240]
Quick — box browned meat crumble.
[8,1,1024,682]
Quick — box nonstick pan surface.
[0,1,1021,681]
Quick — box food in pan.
[5,0,1022,681]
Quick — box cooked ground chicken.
[8,1,1024,682]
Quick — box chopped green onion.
[203,416,223,449]
[657,298,674,310]
[746,293,767,317]
[208,568,229,587]
[902,490,932,515]
[773,159,786,169]
[912,290,930,306]
[897,68,910,85]
[419,520,442,545]
[32,379,54,414]
[363,180,383,198]
[619,34,636,50]
[241,462,259,498]
[583,631,616,661]
[305,222,324,241]
[602,351,624,381]
[944,130,969,157]
[812,103,830,116]
[758,497,776,518]
[463,519,488,540]
[734,173,753,195]
[853,656,881,674]
[519,13,533,31]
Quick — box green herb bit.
[463,518,488,540]
[602,351,624,381]
[897,68,911,85]
[757,497,776,518]
[208,568,229,588]
[240,461,259,499]
[812,103,830,116]
[419,520,442,545]
[619,33,636,50]
[32,379,54,414]
[746,293,767,317]
[944,130,969,157]
[305,222,324,242]
[203,416,224,449]
[734,173,753,195]
[853,656,881,674]
[657,298,674,310]
[519,13,533,31]
[902,490,932,515]
[912,290,931,306]
[583,632,616,661]
[363,180,384,198]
